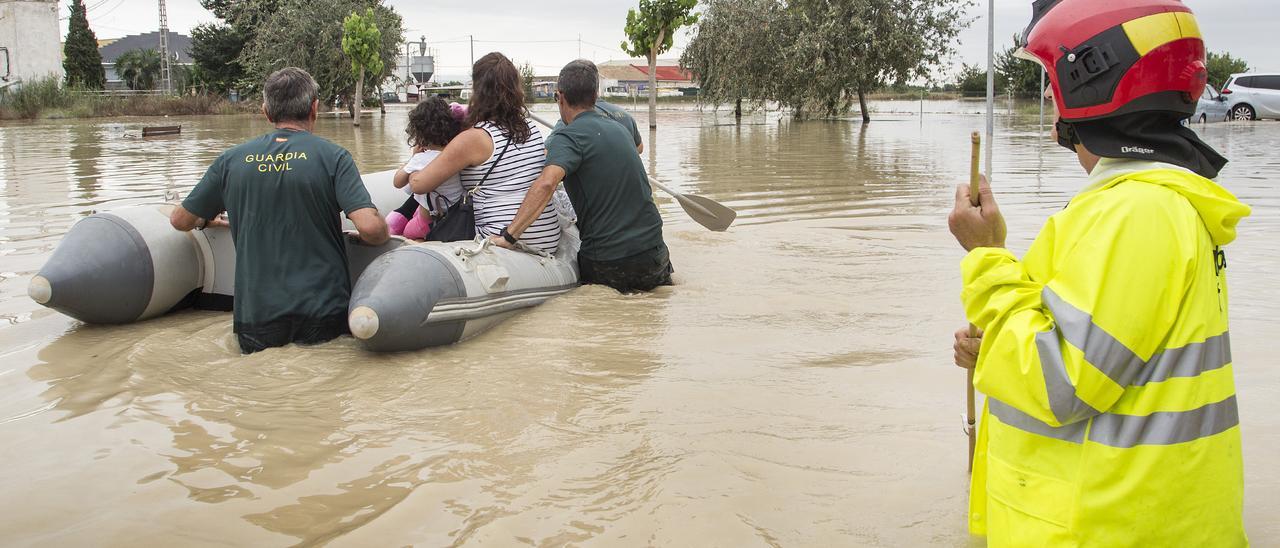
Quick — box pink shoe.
[387,212,409,235]
[403,209,432,240]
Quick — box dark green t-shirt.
[546,110,664,261]
[552,100,642,149]
[182,129,374,332]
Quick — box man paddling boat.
[948,1,1249,545]
[495,60,673,293]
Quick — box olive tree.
[681,0,784,117]
[239,0,402,110]
[680,0,971,121]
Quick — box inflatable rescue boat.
[28,169,582,351]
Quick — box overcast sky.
[63,0,1277,81]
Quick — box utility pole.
[469,35,474,68]
[578,34,582,59]
[984,0,994,182]
[158,0,172,94]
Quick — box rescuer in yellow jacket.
[948,0,1250,545]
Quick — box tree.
[341,8,384,127]
[621,0,699,128]
[1206,51,1249,90]
[63,0,106,89]
[190,23,246,94]
[519,62,536,103]
[679,0,970,122]
[994,37,1043,96]
[115,49,163,91]
[788,0,971,121]
[191,0,281,93]
[681,0,781,118]
[239,0,403,110]
[955,63,987,96]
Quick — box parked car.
[381,91,401,104]
[1190,84,1230,124]
[1221,73,1280,121]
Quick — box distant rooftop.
[597,59,692,83]
[98,31,193,64]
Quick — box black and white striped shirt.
[461,120,561,252]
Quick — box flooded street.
[0,105,1276,545]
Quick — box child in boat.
[388,98,467,239]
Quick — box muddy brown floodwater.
[0,104,1276,546]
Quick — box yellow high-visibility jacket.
[962,159,1251,546]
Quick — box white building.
[0,0,62,91]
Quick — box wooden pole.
[967,132,981,473]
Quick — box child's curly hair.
[406,96,462,148]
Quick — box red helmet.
[1017,0,1207,122]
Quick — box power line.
[472,39,578,44]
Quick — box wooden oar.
[527,112,737,232]
[966,132,981,473]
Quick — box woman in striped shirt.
[408,52,561,252]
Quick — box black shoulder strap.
[466,133,514,203]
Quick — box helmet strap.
[1055,118,1080,152]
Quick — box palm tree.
[115,48,162,91]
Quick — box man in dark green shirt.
[495,60,672,292]
[170,67,389,353]
[553,99,644,153]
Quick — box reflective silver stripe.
[1088,396,1239,448]
[1036,330,1104,424]
[1132,332,1233,386]
[989,399,1086,443]
[990,397,1239,448]
[1041,287,1144,386]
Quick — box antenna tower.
[158,0,172,94]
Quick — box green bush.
[0,77,74,118]
[1,76,255,119]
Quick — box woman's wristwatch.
[500,226,519,244]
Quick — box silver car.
[1191,84,1230,123]
[1221,73,1280,121]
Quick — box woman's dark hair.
[406,96,461,148]
[466,52,531,143]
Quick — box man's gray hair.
[263,67,319,123]
[557,59,598,108]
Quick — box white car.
[1221,73,1280,121]
[1190,84,1230,123]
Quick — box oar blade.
[676,193,736,232]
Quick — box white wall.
[0,0,63,88]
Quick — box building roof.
[598,64,647,82]
[631,65,693,82]
[596,59,690,82]
[98,31,193,64]
[598,58,679,67]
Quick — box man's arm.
[169,206,227,231]
[961,191,1187,428]
[493,165,566,247]
[348,207,389,245]
[172,157,228,232]
[409,129,490,194]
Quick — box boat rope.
[454,235,553,260]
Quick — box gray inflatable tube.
[29,169,409,324]
[348,216,581,352]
